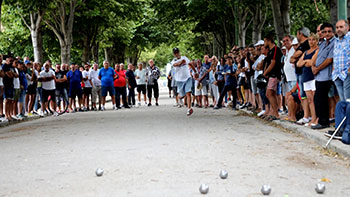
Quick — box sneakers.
[156,103,159,106]
[53,112,59,117]
[296,118,309,125]
[187,108,193,116]
[138,102,141,107]
[213,105,222,110]
[101,106,105,111]
[324,130,343,140]
[148,103,152,107]
[257,110,265,117]
[11,115,20,121]
[39,111,44,117]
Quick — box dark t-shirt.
[265,46,283,80]
[55,70,67,90]
[295,40,310,74]
[125,70,137,88]
[66,70,82,90]
[2,64,14,88]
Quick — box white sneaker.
[53,112,59,117]
[1,118,8,123]
[186,108,193,116]
[138,102,141,107]
[296,118,309,125]
[101,106,105,111]
[257,110,265,117]
[39,111,44,117]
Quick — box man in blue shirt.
[66,63,83,112]
[98,60,118,111]
[312,23,335,130]
[214,56,237,109]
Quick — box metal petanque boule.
[315,183,326,194]
[95,168,104,177]
[261,184,271,195]
[199,184,209,194]
[219,170,228,179]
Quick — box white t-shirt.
[89,69,101,86]
[13,68,20,89]
[284,47,297,82]
[252,54,266,79]
[40,70,56,90]
[135,69,146,85]
[171,56,191,82]
[0,66,3,86]
[82,70,92,88]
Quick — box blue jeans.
[258,87,269,106]
[34,87,42,111]
[334,75,350,101]
[296,73,306,99]
[335,101,350,144]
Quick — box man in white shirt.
[82,64,93,111]
[39,61,58,117]
[282,35,297,92]
[171,47,197,116]
[135,62,147,106]
[89,63,101,111]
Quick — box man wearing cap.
[290,27,311,125]
[171,48,196,116]
[251,40,265,114]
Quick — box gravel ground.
[0,93,349,197]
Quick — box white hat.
[254,40,264,47]
[282,46,286,50]
[292,38,298,45]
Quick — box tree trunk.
[0,0,3,31]
[31,28,43,63]
[330,0,337,25]
[82,37,91,64]
[252,1,267,43]
[60,43,71,65]
[104,48,109,63]
[270,0,291,43]
[91,42,99,64]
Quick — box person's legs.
[314,80,332,127]
[147,85,153,104]
[137,86,141,103]
[334,78,345,101]
[92,86,97,109]
[266,78,279,117]
[305,90,317,124]
[216,86,229,108]
[115,87,121,107]
[343,75,350,101]
[335,101,347,130]
[107,86,116,105]
[121,87,129,108]
[154,83,159,104]
[287,94,297,121]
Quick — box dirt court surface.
[0,94,350,196]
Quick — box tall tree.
[44,0,78,64]
[250,0,267,43]
[270,0,291,42]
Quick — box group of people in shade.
[167,19,350,144]
[0,58,162,122]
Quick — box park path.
[0,93,349,196]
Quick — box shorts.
[83,87,92,95]
[137,84,146,94]
[4,87,14,100]
[267,77,279,91]
[69,88,82,99]
[292,92,301,104]
[19,89,26,103]
[303,79,316,91]
[172,86,178,96]
[251,77,258,94]
[177,77,193,97]
[195,81,208,96]
[14,88,21,100]
[287,81,297,92]
[42,89,55,102]
[281,81,288,96]
[101,86,115,97]
[276,82,282,95]
[296,74,306,99]
[328,83,337,97]
[26,84,36,95]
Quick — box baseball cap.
[254,40,264,47]
[292,38,298,45]
[172,47,180,54]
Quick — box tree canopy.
[0,0,331,68]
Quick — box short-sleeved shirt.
[146,66,160,85]
[2,64,14,88]
[315,37,335,81]
[82,70,92,88]
[114,70,126,87]
[135,69,146,85]
[224,64,237,86]
[90,69,101,86]
[98,67,115,87]
[198,66,208,86]
[40,70,56,90]
[216,64,225,81]
[125,70,137,88]
[265,46,283,80]
[55,70,67,90]
[171,56,191,82]
[202,62,211,70]
[66,70,82,90]
[295,40,310,74]
[19,70,27,90]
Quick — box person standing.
[146,59,160,106]
[171,48,196,116]
[214,55,238,110]
[38,61,58,117]
[333,19,350,102]
[263,34,283,120]
[312,23,336,130]
[82,64,93,111]
[66,63,83,112]
[90,63,102,111]
[114,63,129,109]
[125,64,137,106]
[98,61,117,111]
[135,63,147,106]
[55,64,68,113]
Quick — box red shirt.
[114,70,126,87]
